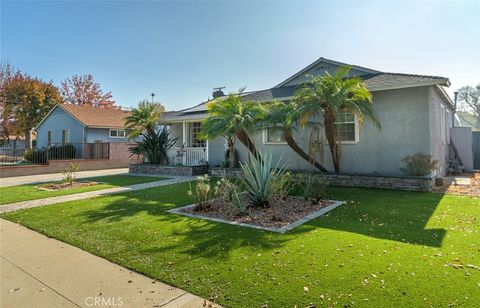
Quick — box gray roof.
[162,69,450,122]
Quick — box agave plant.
[240,152,288,207]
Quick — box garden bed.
[37,181,99,191]
[169,197,344,233]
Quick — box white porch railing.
[168,147,207,166]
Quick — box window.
[109,129,125,138]
[47,131,54,144]
[335,111,358,143]
[188,122,206,147]
[62,129,70,144]
[264,127,286,144]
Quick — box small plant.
[269,172,295,202]
[400,153,438,176]
[295,174,326,203]
[214,177,236,204]
[62,163,80,186]
[230,188,250,215]
[240,152,288,208]
[188,175,213,210]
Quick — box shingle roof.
[163,62,451,122]
[58,104,131,128]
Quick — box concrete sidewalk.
[0,176,195,214]
[0,219,219,308]
[0,168,129,187]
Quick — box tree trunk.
[227,138,236,168]
[323,109,341,172]
[284,129,328,172]
[236,129,261,161]
[24,129,32,149]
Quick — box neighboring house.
[35,104,131,159]
[162,57,464,176]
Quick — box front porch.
[167,121,209,166]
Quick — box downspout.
[452,91,458,128]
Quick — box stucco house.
[162,57,464,177]
[35,104,131,158]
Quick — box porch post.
[182,122,187,165]
[206,140,209,163]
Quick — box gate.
[474,131,480,170]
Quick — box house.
[162,57,468,177]
[35,104,131,159]
[36,104,130,147]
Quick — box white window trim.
[263,127,287,145]
[109,129,125,138]
[335,112,360,144]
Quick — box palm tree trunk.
[236,129,261,160]
[284,129,328,172]
[227,137,236,168]
[324,109,341,172]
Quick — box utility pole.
[452,91,458,127]
[151,93,155,103]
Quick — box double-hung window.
[47,131,54,145]
[62,129,70,144]
[335,110,359,143]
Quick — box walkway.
[0,168,129,187]
[0,176,195,214]
[0,219,219,308]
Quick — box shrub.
[240,152,288,208]
[129,126,177,164]
[188,175,213,210]
[62,163,80,185]
[230,189,249,215]
[24,149,47,164]
[400,153,438,176]
[295,174,326,203]
[48,144,76,159]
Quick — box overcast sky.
[2,1,479,110]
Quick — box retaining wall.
[210,167,434,192]
[129,164,209,176]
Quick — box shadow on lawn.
[80,188,292,259]
[301,187,447,247]
[80,185,447,258]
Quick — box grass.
[1,183,479,307]
[0,175,165,205]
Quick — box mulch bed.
[183,197,334,229]
[434,172,480,197]
[37,181,98,191]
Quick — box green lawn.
[0,175,165,205]
[1,183,479,307]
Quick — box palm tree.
[125,100,165,139]
[125,100,174,164]
[262,101,328,172]
[201,93,266,167]
[294,66,380,172]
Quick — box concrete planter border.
[167,200,345,233]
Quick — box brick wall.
[0,159,128,178]
[109,142,143,163]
